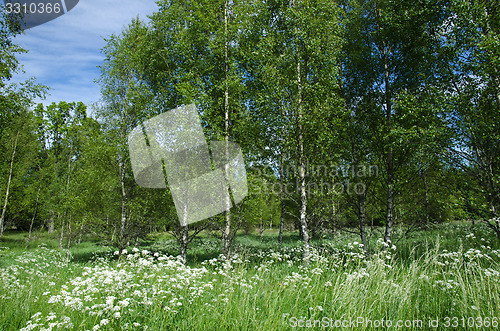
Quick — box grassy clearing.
[1,223,499,330]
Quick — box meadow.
[1,223,499,330]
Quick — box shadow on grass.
[0,230,61,250]
[188,250,221,265]
[70,249,111,263]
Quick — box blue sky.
[11,0,158,109]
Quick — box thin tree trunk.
[48,211,54,234]
[297,59,310,266]
[359,193,368,252]
[0,130,20,238]
[384,166,394,244]
[373,3,395,245]
[63,145,72,250]
[111,225,116,243]
[291,0,310,265]
[222,0,232,258]
[259,207,264,238]
[180,225,188,264]
[26,186,41,248]
[59,215,64,250]
[350,116,368,252]
[385,158,394,244]
[278,197,285,247]
[179,203,189,264]
[66,221,71,251]
[332,198,337,236]
[319,217,324,238]
[119,160,127,243]
[78,224,83,245]
[279,106,286,248]
[423,174,430,225]
[382,38,394,244]
[357,179,368,251]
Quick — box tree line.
[0,0,499,264]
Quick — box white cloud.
[11,0,158,109]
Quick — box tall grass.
[0,223,499,330]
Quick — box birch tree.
[448,0,500,240]
[245,0,343,263]
[0,11,45,237]
[97,19,153,251]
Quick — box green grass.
[1,222,499,330]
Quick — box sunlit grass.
[1,222,499,330]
